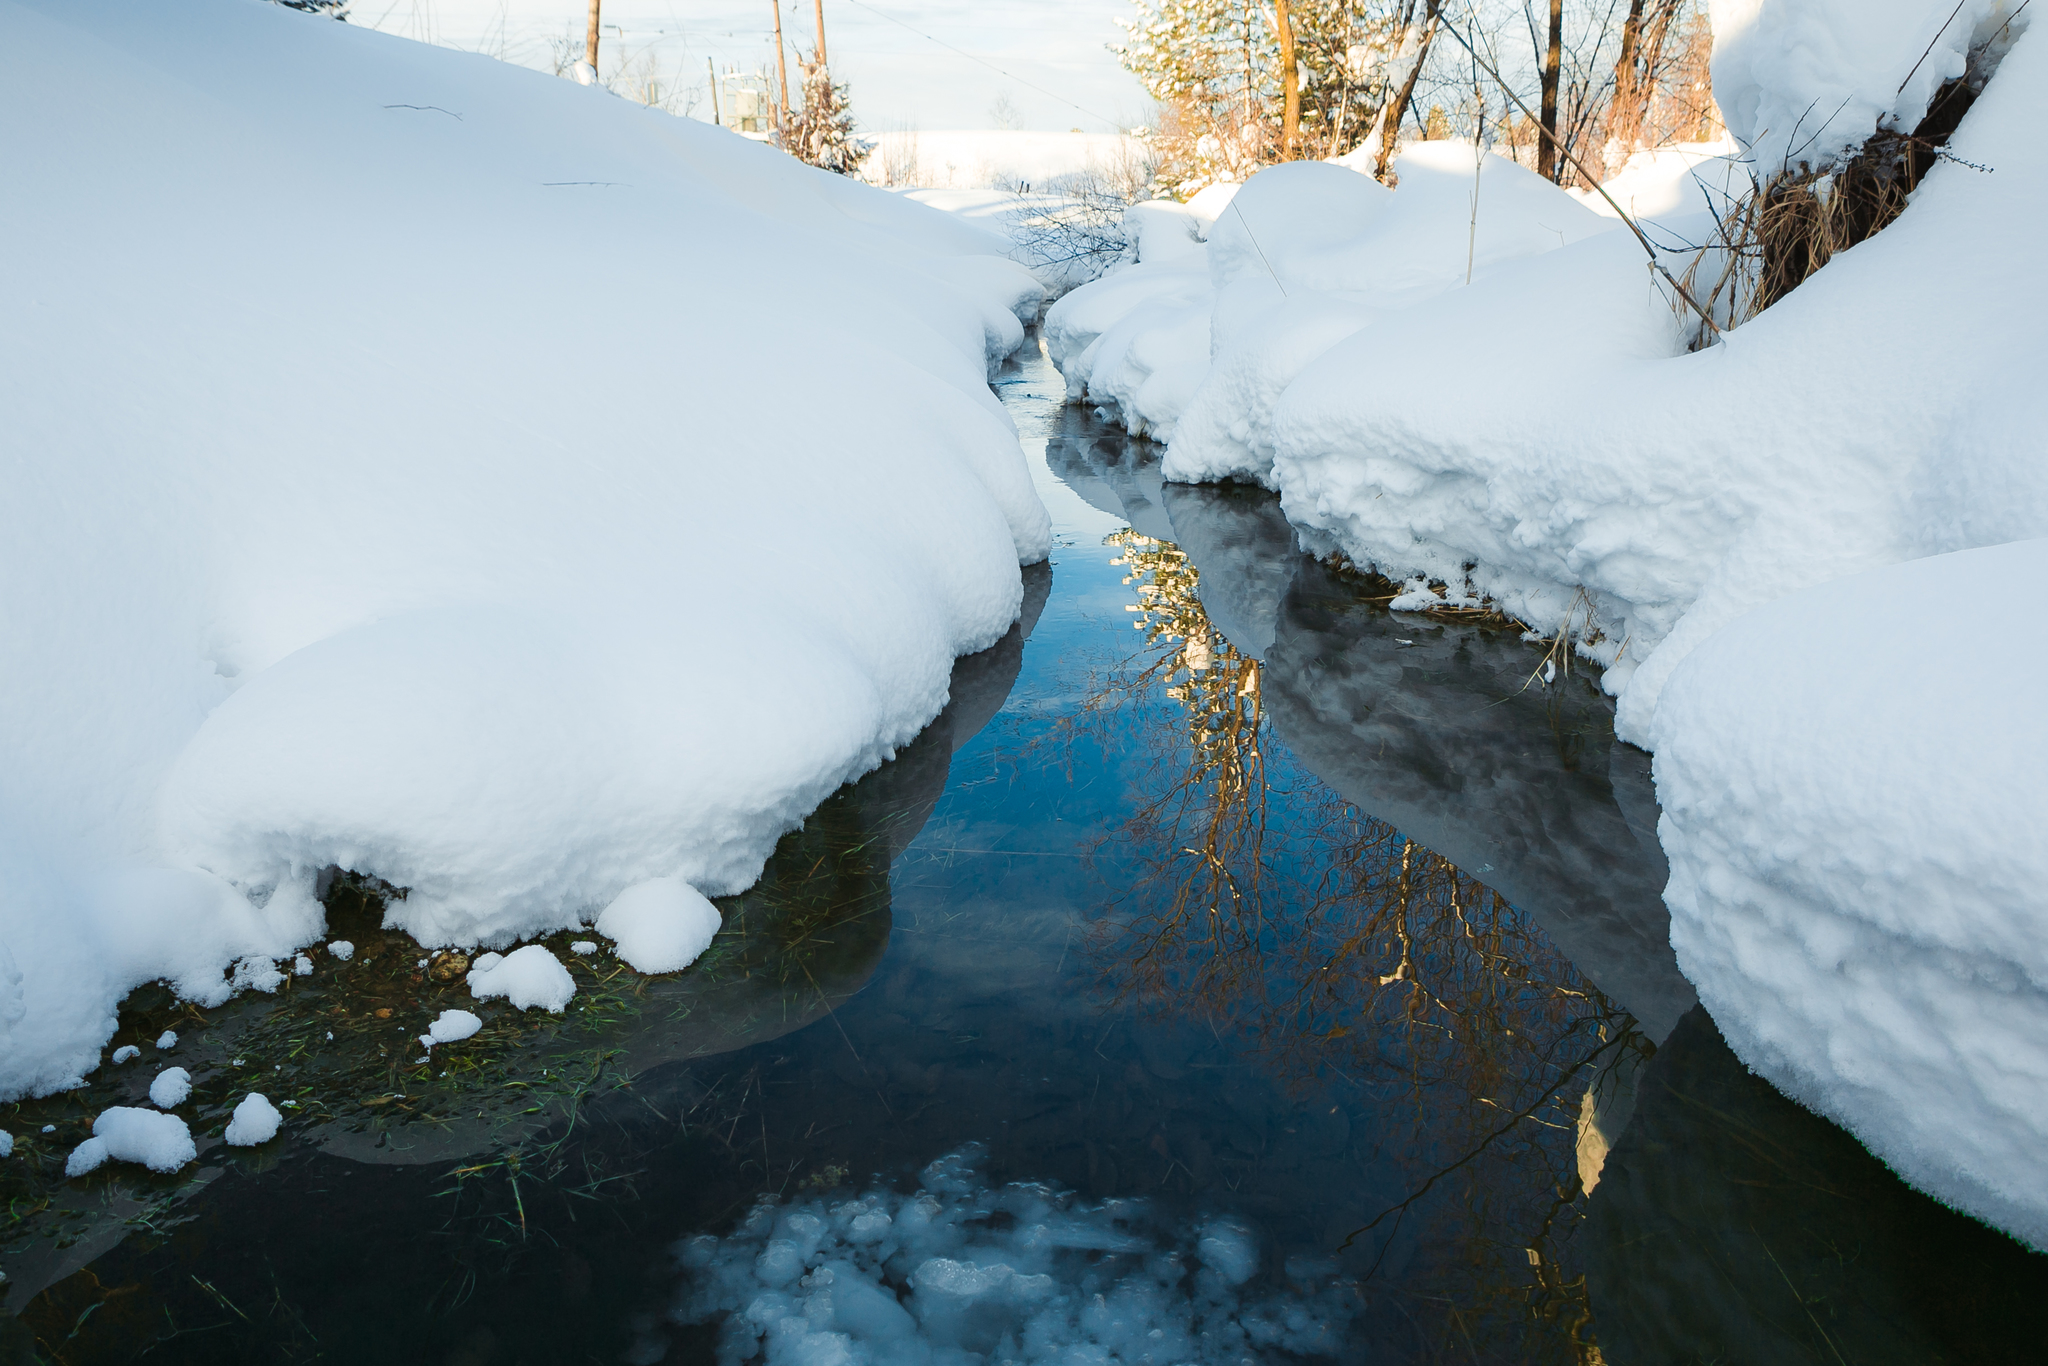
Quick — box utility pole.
[770,0,790,143]
[813,0,828,67]
[584,0,601,75]
[708,56,722,126]
[1274,0,1299,159]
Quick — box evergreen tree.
[782,56,872,177]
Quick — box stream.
[3,337,2044,1365]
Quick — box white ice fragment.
[41,1125,54,1134]
[416,957,428,968]
[570,941,597,955]
[419,1009,483,1049]
[0,1131,12,1158]
[155,1030,177,1050]
[111,1045,140,1064]
[294,954,313,976]
[467,945,574,1012]
[231,956,285,994]
[66,1137,108,1177]
[224,1093,281,1146]
[89,1107,196,1172]
[595,878,721,975]
[327,940,355,962]
[149,1067,193,1108]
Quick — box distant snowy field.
[1042,0,2048,1247]
[863,130,1146,190]
[0,0,1049,1100]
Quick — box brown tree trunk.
[1607,0,1647,155]
[1537,0,1564,181]
[813,0,829,68]
[584,0,602,73]
[1374,2,1439,182]
[1275,0,1300,159]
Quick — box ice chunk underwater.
[657,1146,1357,1365]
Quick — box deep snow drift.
[0,0,1050,1100]
[655,1147,1356,1365]
[1042,0,2048,1244]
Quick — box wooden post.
[813,0,828,67]
[770,0,791,143]
[708,57,722,126]
[1274,0,1299,160]
[584,0,601,74]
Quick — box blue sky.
[355,0,1152,131]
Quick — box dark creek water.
[4,340,2045,1366]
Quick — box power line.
[836,0,1127,128]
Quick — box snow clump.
[73,1107,196,1175]
[149,1067,192,1109]
[293,954,313,976]
[570,941,597,956]
[660,1146,1354,1365]
[594,877,721,975]
[224,1093,281,1147]
[468,946,575,1013]
[327,941,354,962]
[111,1046,139,1064]
[155,1030,177,1050]
[0,1131,12,1158]
[419,1009,483,1049]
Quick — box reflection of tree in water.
[1085,530,1643,1364]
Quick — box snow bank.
[1045,145,1616,453]
[467,946,576,1013]
[656,1146,1356,1365]
[1654,539,2048,1245]
[0,0,1051,1101]
[1042,2,2048,1243]
[1710,0,2027,176]
[865,131,1145,190]
[224,1093,282,1147]
[148,1067,192,1109]
[79,1107,196,1174]
[594,877,722,974]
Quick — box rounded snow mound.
[1655,538,2048,1248]
[72,1107,196,1175]
[420,1008,482,1048]
[149,1066,192,1109]
[224,1093,281,1147]
[467,945,575,1013]
[594,877,721,975]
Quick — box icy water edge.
[2,338,2045,1365]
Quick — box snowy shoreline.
[2,0,1050,1102]
[1038,0,2048,1247]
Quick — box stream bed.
[4,338,2044,1365]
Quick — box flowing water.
[3,339,2044,1365]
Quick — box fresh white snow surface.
[148,1067,193,1109]
[0,0,1051,1101]
[82,1107,197,1173]
[657,1146,1355,1365]
[1654,539,2048,1246]
[593,876,722,975]
[225,1094,283,1147]
[467,946,576,1013]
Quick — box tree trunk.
[584,0,602,73]
[1537,0,1564,181]
[1373,1,1439,182]
[813,0,829,67]
[1275,0,1300,160]
[707,57,722,126]
[1607,0,1647,157]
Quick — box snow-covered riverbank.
[1043,0,2048,1246]
[0,0,1049,1100]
